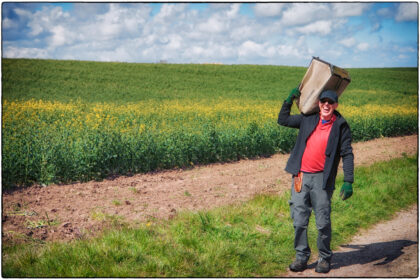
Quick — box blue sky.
[2,2,418,67]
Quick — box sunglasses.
[320,99,336,105]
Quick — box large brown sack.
[296,57,351,114]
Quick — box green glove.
[340,182,353,200]
[286,86,301,104]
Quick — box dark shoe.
[289,259,307,272]
[315,258,330,273]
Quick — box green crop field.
[2,58,418,188]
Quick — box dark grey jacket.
[278,101,354,189]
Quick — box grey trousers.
[289,172,333,262]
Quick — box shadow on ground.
[307,239,417,270]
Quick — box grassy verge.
[2,155,417,277]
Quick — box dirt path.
[285,205,418,277]
[2,135,418,244]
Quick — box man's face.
[319,98,338,120]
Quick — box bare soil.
[2,135,418,247]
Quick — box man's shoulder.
[302,111,319,118]
[334,110,348,122]
[333,111,352,132]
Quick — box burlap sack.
[296,57,351,114]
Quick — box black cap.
[319,90,338,103]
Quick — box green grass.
[2,155,417,277]
[2,58,305,103]
[2,59,418,104]
[341,67,418,107]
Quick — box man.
[277,87,354,273]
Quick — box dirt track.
[2,135,418,246]
[286,205,418,277]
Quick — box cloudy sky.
[2,2,418,67]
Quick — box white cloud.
[230,25,256,41]
[97,46,132,62]
[339,37,356,48]
[277,44,302,58]
[236,40,278,59]
[238,40,265,57]
[219,45,236,58]
[357,42,369,51]
[400,46,416,53]
[332,3,370,17]
[49,26,68,47]
[253,3,285,17]
[198,16,226,34]
[1,2,418,67]
[377,7,393,17]
[13,7,32,18]
[27,6,69,36]
[99,22,121,39]
[3,46,49,58]
[154,3,187,23]
[324,49,343,59]
[395,3,418,22]
[295,20,332,36]
[95,4,149,39]
[226,4,240,18]
[166,34,183,50]
[281,3,330,26]
[188,45,206,57]
[2,17,16,29]
[180,42,234,62]
[73,3,110,19]
[394,45,417,53]
[296,36,306,47]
